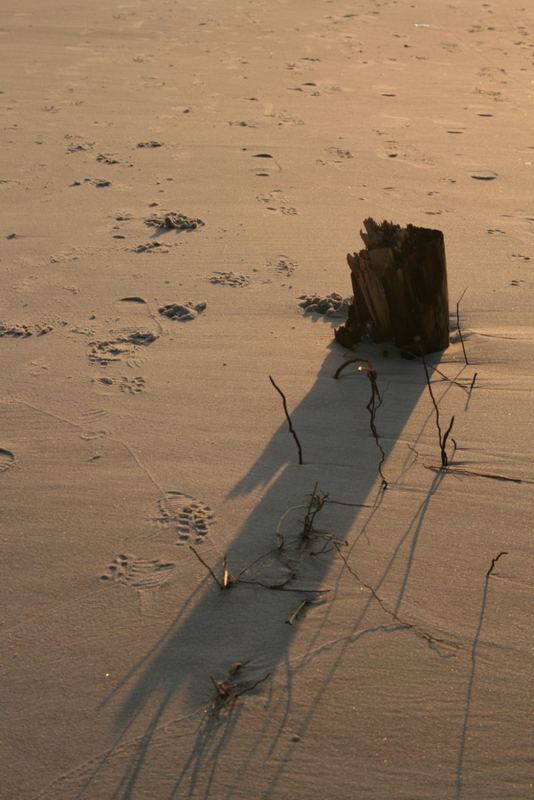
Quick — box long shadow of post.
[108,341,443,799]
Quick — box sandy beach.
[1,0,533,798]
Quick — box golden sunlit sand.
[1,1,533,798]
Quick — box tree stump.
[335,218,450,356]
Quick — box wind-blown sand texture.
[1,1,533,798]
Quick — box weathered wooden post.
[335,218,450,355]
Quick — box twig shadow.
[455,553,507,799]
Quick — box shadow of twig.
[455,552,508,799]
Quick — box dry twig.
[419,347,456,467]
[286,599,308,626]
[486,551,508,577]
[210,670,271,713]
[191,543,329,595]
[425,465,529,484]
[269,375,303,464]
[190,545,224,589]
[456,288,469,365]
[334,358,388,488]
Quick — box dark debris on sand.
[144,212,205,231]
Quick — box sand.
[1,0,533,798]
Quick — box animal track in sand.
[79,407,109,441]
[0,448,16,473]
[441,41,460,52]
[120,376,146,394]
[136,140,162,148]
[228,119,258,128]
[159,301,207,321]
[132,241,172,253]
[96,152,133,167]
[265,109,305,127]
[100,554,175,590]
[152,491,215,546]
[474,87,504,102]
[291,81,341,96]
[266,255,298,277]
[0,323,52,338]
[80,407,109,424]
[93,375,146,394]
[88,330,157,366]
[96,153,119,165]
[65,135,94,153]
[70,177,111,188]
[209,272,250,287]
[145,212,204,232]
[246,151,282,177]
[326,146,353,160]
[256,190,297,215]
[317,147,353,168]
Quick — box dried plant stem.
[334,358,388,488]
[274,487,346,586]
[301,483,329,540]
[425,465,529,485]
[486,551,508,577]
[190,545,223,589]
[275,503,308,550]
[420,349,455,467]
[457,288,469,365]
[210,671,271,712]
[441,415,456,461]
[464,371,478,411]
[191,544,330,595]
[286,599,308,625]
[222,555,232,589]
[269,375,303,465]
[363,366,388,488]
[333,356,371,380]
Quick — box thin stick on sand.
[420,346,456,467]
[189,546,224,589]
[286,599,308,625]
[269,375,303,464]
[334,358,388,488]
[210,671,271,712]
[457,288,469,365]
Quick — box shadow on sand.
[454,552,508,799]
[86,338,471,799]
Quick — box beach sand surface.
[0,0,533,798]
